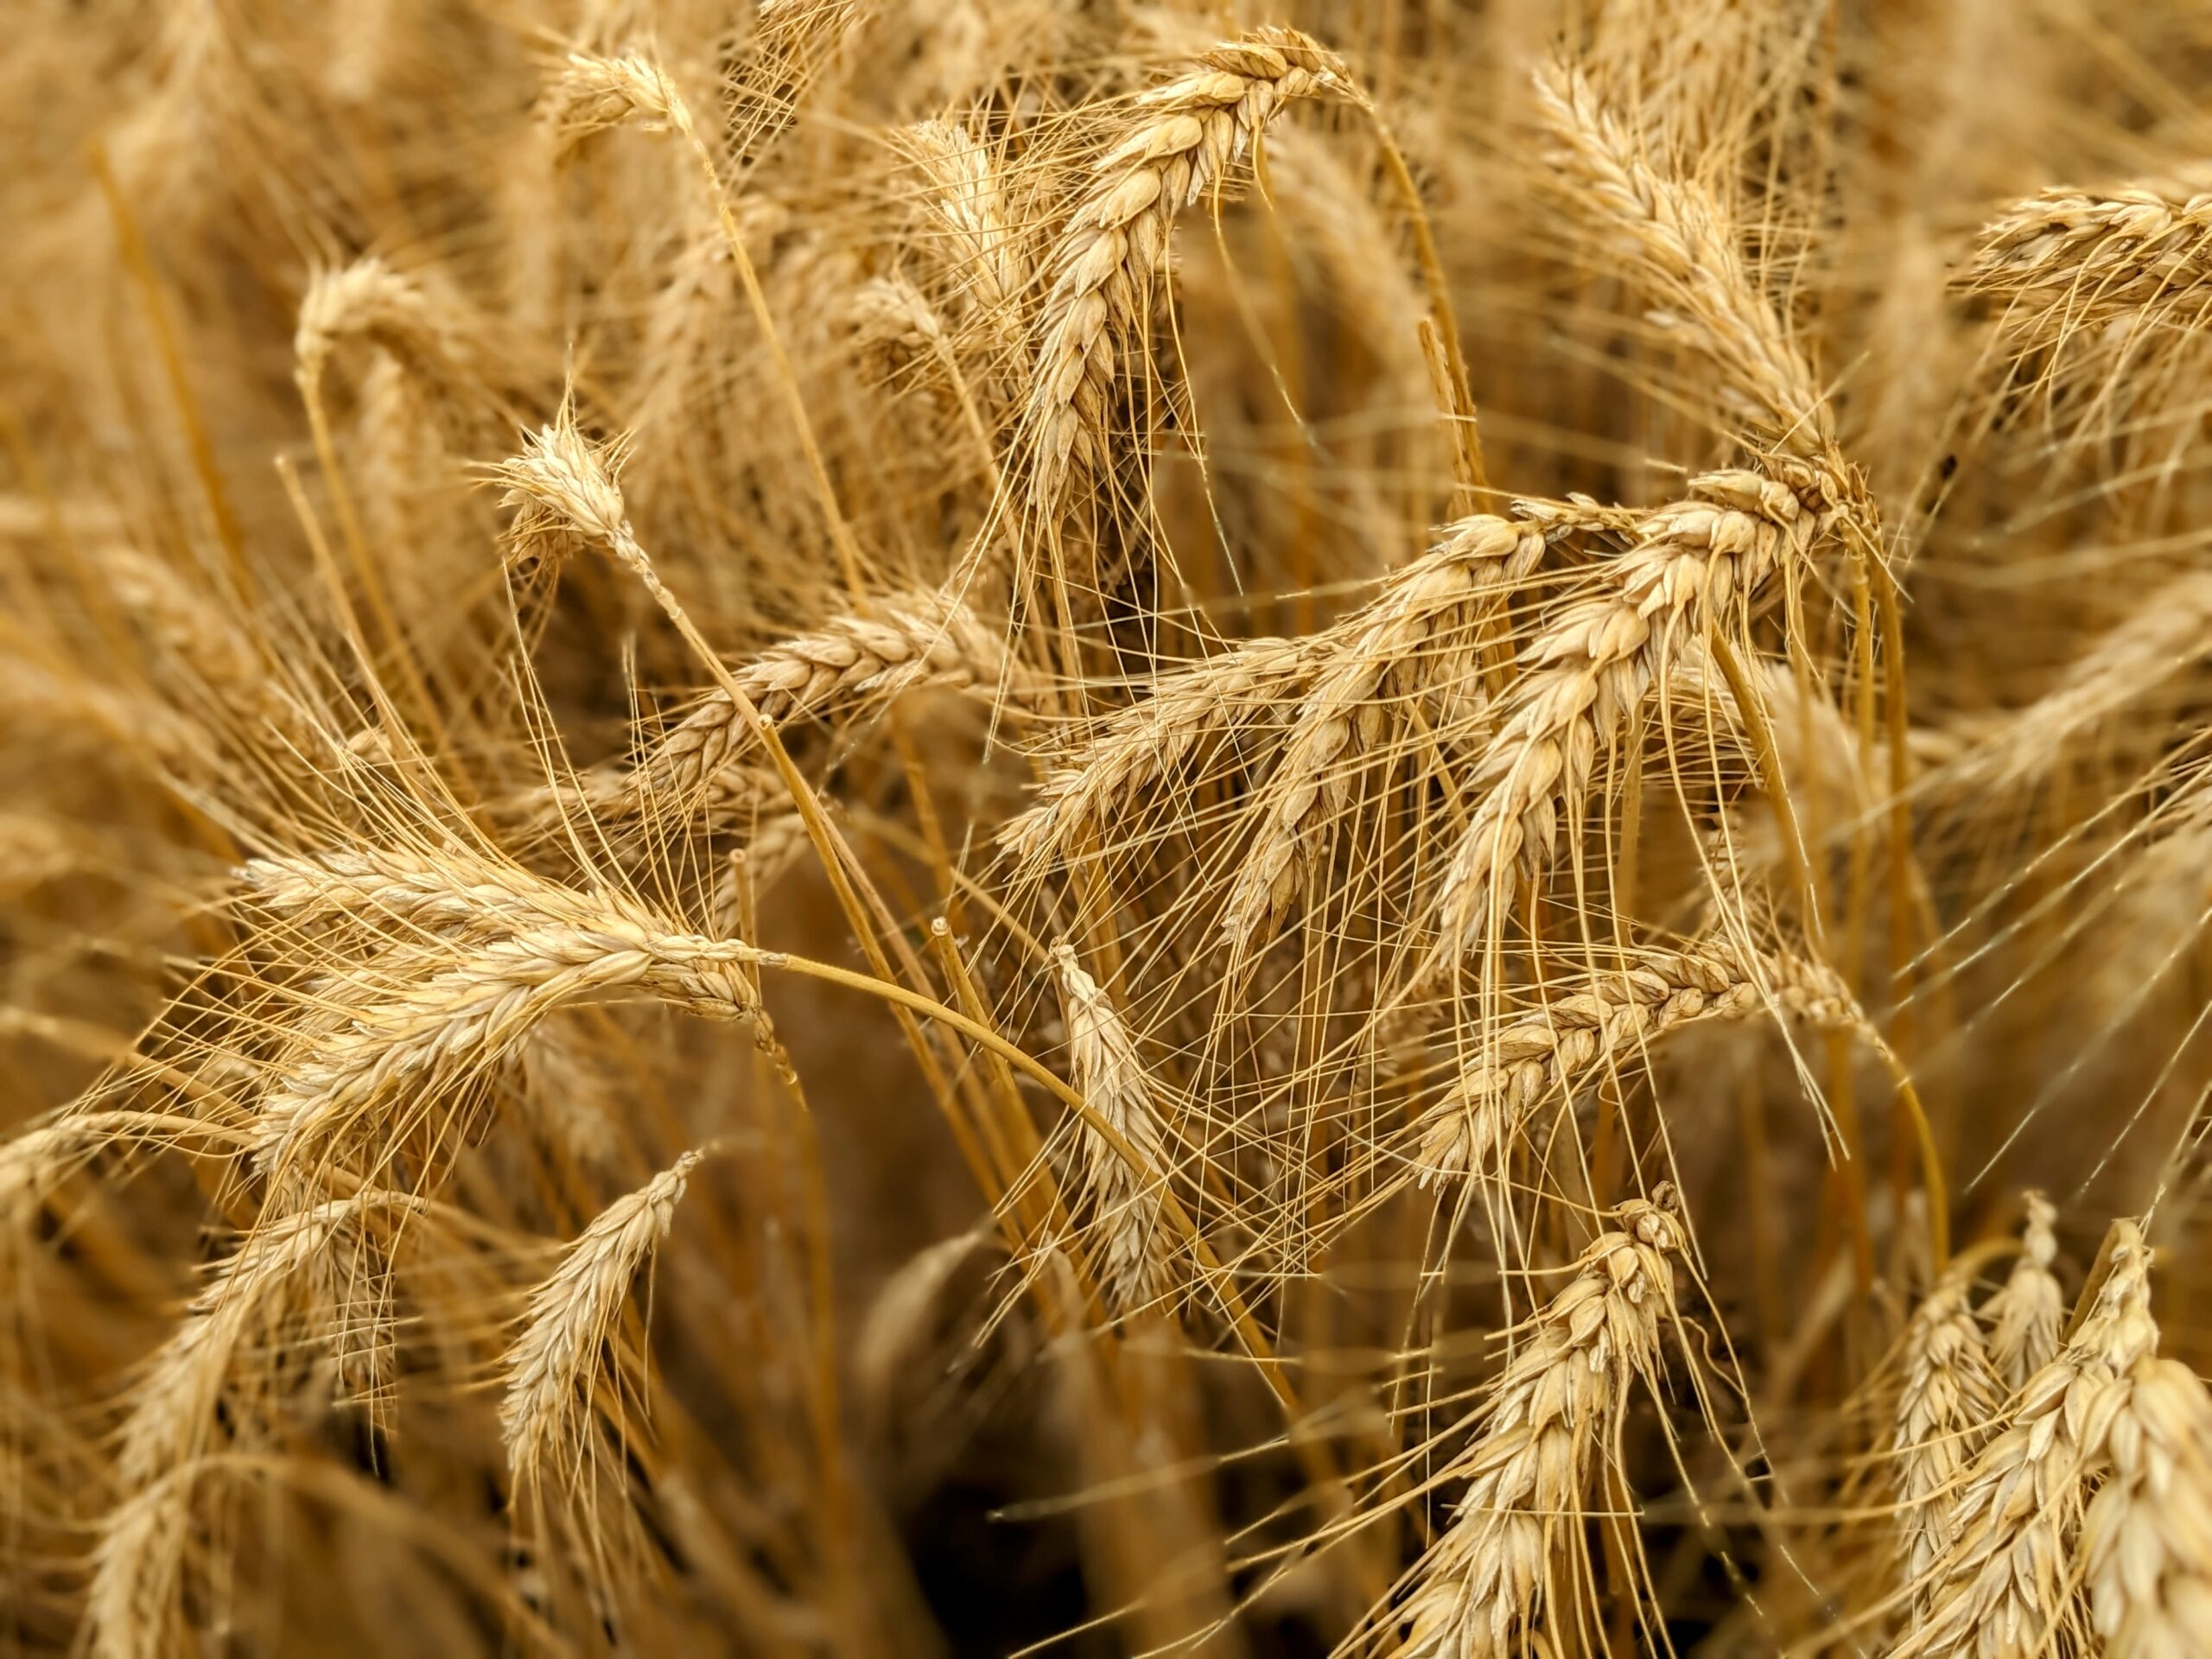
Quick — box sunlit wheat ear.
[903,119,1027,346]
[1410,942,1863,1186]
[604,587,1020,819]
[1021,26,1353,519]
[86,1192,419,1659]
[1381,1198,1685,1658]
[1431,471,1827,966]
[2082,1352,2212,1655]
[1224,518,1544,952]
[1534,63,1840,471]
[1964,179,2212,341]
[295,257,487,404]
[1000,634,1313,868]
[1981,1191,2064,1389]
[1893,1273,2005,1599]
[1052,943,1175,1318]
[1892,1220,2159,1659]
[500,1147,704,1499]
[243,848,759,1180]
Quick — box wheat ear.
[1433,470,1829,962]
[500,1148,705,1497]
[1412,942,1863,1185]
[99,544,325,753]
[296,256,486,404]
[1965,180,2212,336]
[1891,1220,2158,1658]
[245,850,758,1177]
[1053,943,1176,1316]
[609,588,1017,815]
[2082,1351,2212,1656]
[1893,1274,2005,1598]
[1385,1197,1684,1656]
[1023,27,1353,517]
[1981,1190,2064,1389]
[1534,64,1840,467]
[904,119,1027,348]
[1001,635,1314,868]
[86,1192,417,1657]
[1224,518,1544,950]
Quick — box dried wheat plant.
[11,2,2212,1653]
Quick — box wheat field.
[6,1,2212,1654]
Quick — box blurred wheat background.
[7,1,2212,1654]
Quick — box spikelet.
[500,1149,704,1496]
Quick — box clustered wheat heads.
[13,3,2212,1654]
